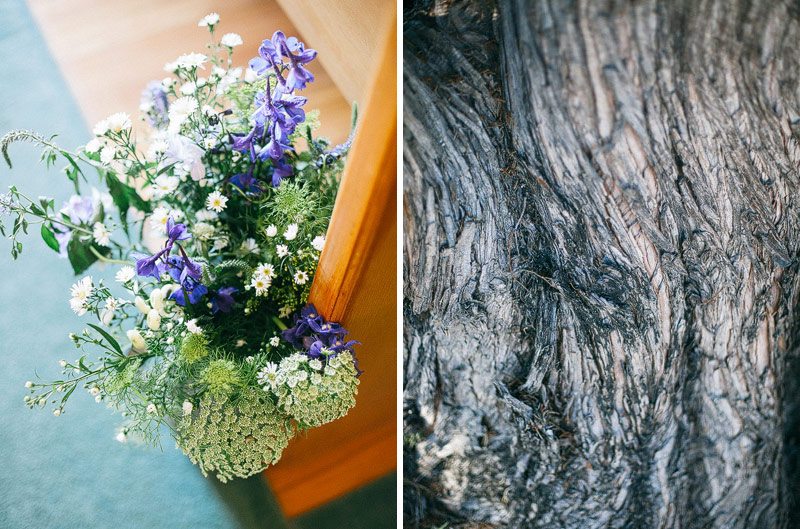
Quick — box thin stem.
[89,246,131,265]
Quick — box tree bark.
[403,1,800,527]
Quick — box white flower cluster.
[262,352,360,428]
[249,262,275,296]
[177,388,293,482]
[68,276,93,316]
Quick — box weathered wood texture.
[403,1,800,527]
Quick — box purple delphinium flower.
[130,217,200,281]
[141,81,169,128]
[280,304,362,375]
[211,286,238,314]
[170,278,209,306]
[249,31,317,92]
[61,195,94,224]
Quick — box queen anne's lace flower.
[273,352,359,428]
[177,389,293,482]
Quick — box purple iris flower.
[211,286,238,314]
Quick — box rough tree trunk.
[403,1,800,527]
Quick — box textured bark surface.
[403,1,800,527]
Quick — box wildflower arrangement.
[1,14,362,481]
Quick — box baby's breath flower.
[146,403,157,414]
[176,52,208,70]
[220,33,243,47]
[198,13,219,27]
[270,336,280,347]
[115,266,135,283]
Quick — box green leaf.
[40,224,60,253]
[66,231,109,275]
[87,323,124,356]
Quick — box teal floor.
[0,2,395,527]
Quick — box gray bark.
[403,1,800,527]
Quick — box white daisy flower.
[84,137,104,154]
[93,119,109,136]
[146,139,169,160]
[100,145,116,165]
[206,190,228,212]
[198,13,219,27]
[266,224,278,237]
[92,222,111,246]
[283,223,299,241]
[311,235,326,251]
[176,52,208,70]
[168,97,199,133]
[70,276,93,304]
[256,362,279,389]
[276,244,289,257]
[180,81,196,96]
[220,33,243,47]
[104,112,132,133]
[250,275,271,296]
[115,266,136,283]
[255,263,275,278]
[293,270,309,285]
[153,174,180,198]
[149,207,170,234]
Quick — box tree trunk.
[403,1,800,527]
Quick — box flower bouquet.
[0,13,361,482]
